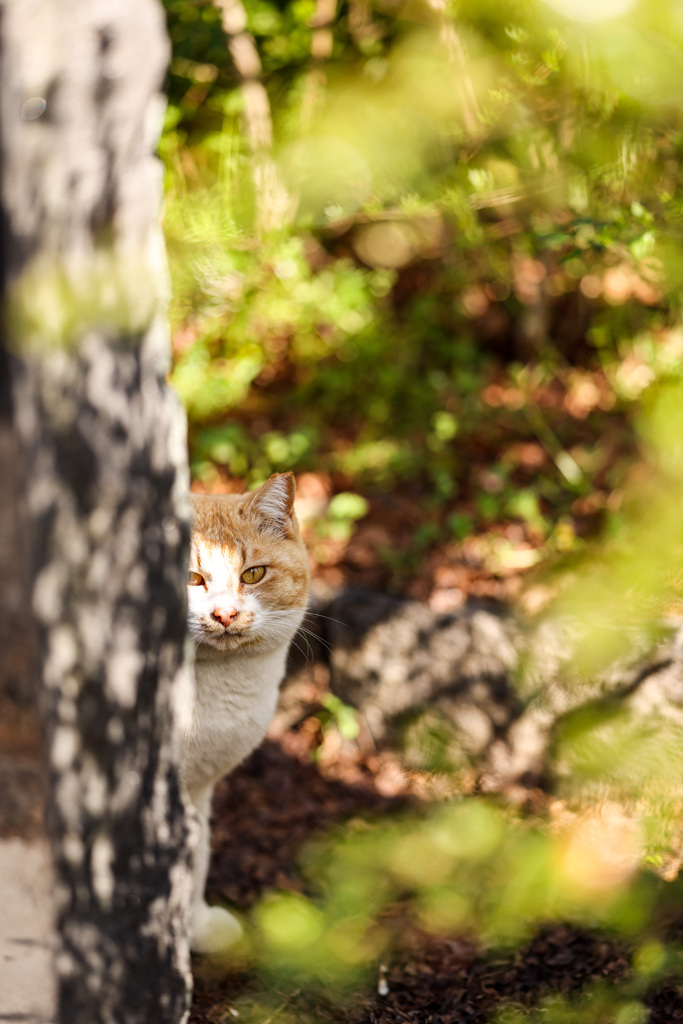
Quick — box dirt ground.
[4,588,683,1024]
[4,683,683,1024]
[187,708,683,1024]
[0,835,56,1024]
[0,703,56,1024]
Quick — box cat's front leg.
[188,784,243,955]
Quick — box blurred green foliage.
[162,0,683,564]
[231,794,683,1022]
[161,0,683,1019]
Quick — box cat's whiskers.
[294,625,331,657]
[259,614,325,655]
[261,611,333,655]
[257,619,313,662]
[288,627,317,662]
[304,610,345,627]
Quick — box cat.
[181,472,309,954]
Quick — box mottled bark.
[0,348,33,711]
[0,2,194,1022]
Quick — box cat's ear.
[246,473,296,536]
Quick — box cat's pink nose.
[212,607,238,628]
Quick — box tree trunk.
[0,2,195,1022]
[0,347,33,712]
[214,0,292,233]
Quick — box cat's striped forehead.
[190,473,298,547]
[190,492,252,548]
[192,535,244,574]
[187,476,309,616]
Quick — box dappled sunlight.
[163,0,683,1020]
[541,0,635,23]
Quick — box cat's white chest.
[182,643,288,796]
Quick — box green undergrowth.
[163,1,683,1019]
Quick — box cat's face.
[187,474,309,654]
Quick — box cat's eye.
[241,566,266,585]
[188,570,205,586]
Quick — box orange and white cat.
[182,473,309,954]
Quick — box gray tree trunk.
[0,2,195,1022]
[214,0,292,233]
[0,348,33,711]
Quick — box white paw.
[191,903,243,955]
